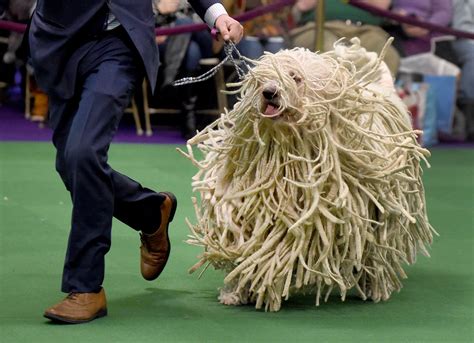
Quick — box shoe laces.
[140,231,159,248]
[66,293,79,301]
[140,233,147,247]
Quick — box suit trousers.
[49,27,165,293]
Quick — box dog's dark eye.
[289,71,302,84]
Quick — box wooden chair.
[24,68,145,135]
[142,57,228,136]
[0,37,11,106]
[124,96,145,136]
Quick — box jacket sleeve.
[188,0,222,25]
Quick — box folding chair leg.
[131,97,143,136]
[25,71,31,119]
[215,66,227,114]
[142,80,153,136]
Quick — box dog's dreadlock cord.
[178,44,434,312]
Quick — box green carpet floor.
[0,142,473,342]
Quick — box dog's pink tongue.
[264,104,279,117]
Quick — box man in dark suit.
[29,0,243,324]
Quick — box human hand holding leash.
[214,14,244,43]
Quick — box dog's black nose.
[262,88,278,100]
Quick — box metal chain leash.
[172,41,252,87]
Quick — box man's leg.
[452,40,474,102]
[51,100,166,242]
[43,30,143,323]
[45,29,176,323]
[52,29,164,293]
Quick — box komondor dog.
[179,38,435,312]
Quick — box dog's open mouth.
[262,101,280,118]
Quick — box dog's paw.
[218,290,242,306]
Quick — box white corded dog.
[179,38,434,312]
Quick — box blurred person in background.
[290,0,400,76]
[0,0,11,100]
[0,0,8,17]
[0,0,35,103]
[2,0,34,65]
[153,0,215,138]
[451,0,474,140]
[2,1,48,122]
[387,0,453,56]
[231,0,289,59]
[29,0,242,324]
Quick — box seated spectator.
[451,0,474,140]
[232,0,288,59]
[153,0,215,138]
[0,0,9,101]
[290,0,400,76]
[0,1,43,120]
[387,0,453,56]
[1,0,35,101]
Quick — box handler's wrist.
[204,3,228,28]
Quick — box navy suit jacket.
[29,0,219,99]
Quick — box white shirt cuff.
[204,3,228,28]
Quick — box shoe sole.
[152,191,177,280]
[44,308,108,324]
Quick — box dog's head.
[236,43,394,128]
[237,48,353,127]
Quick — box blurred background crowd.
[0,0,473,144]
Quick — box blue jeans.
[158,18,213,73]
[176,17,213,72]
[237,36,285,59]
[452,39,474,102]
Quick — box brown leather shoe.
[44,288,107,324]
[140,192,177,281]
